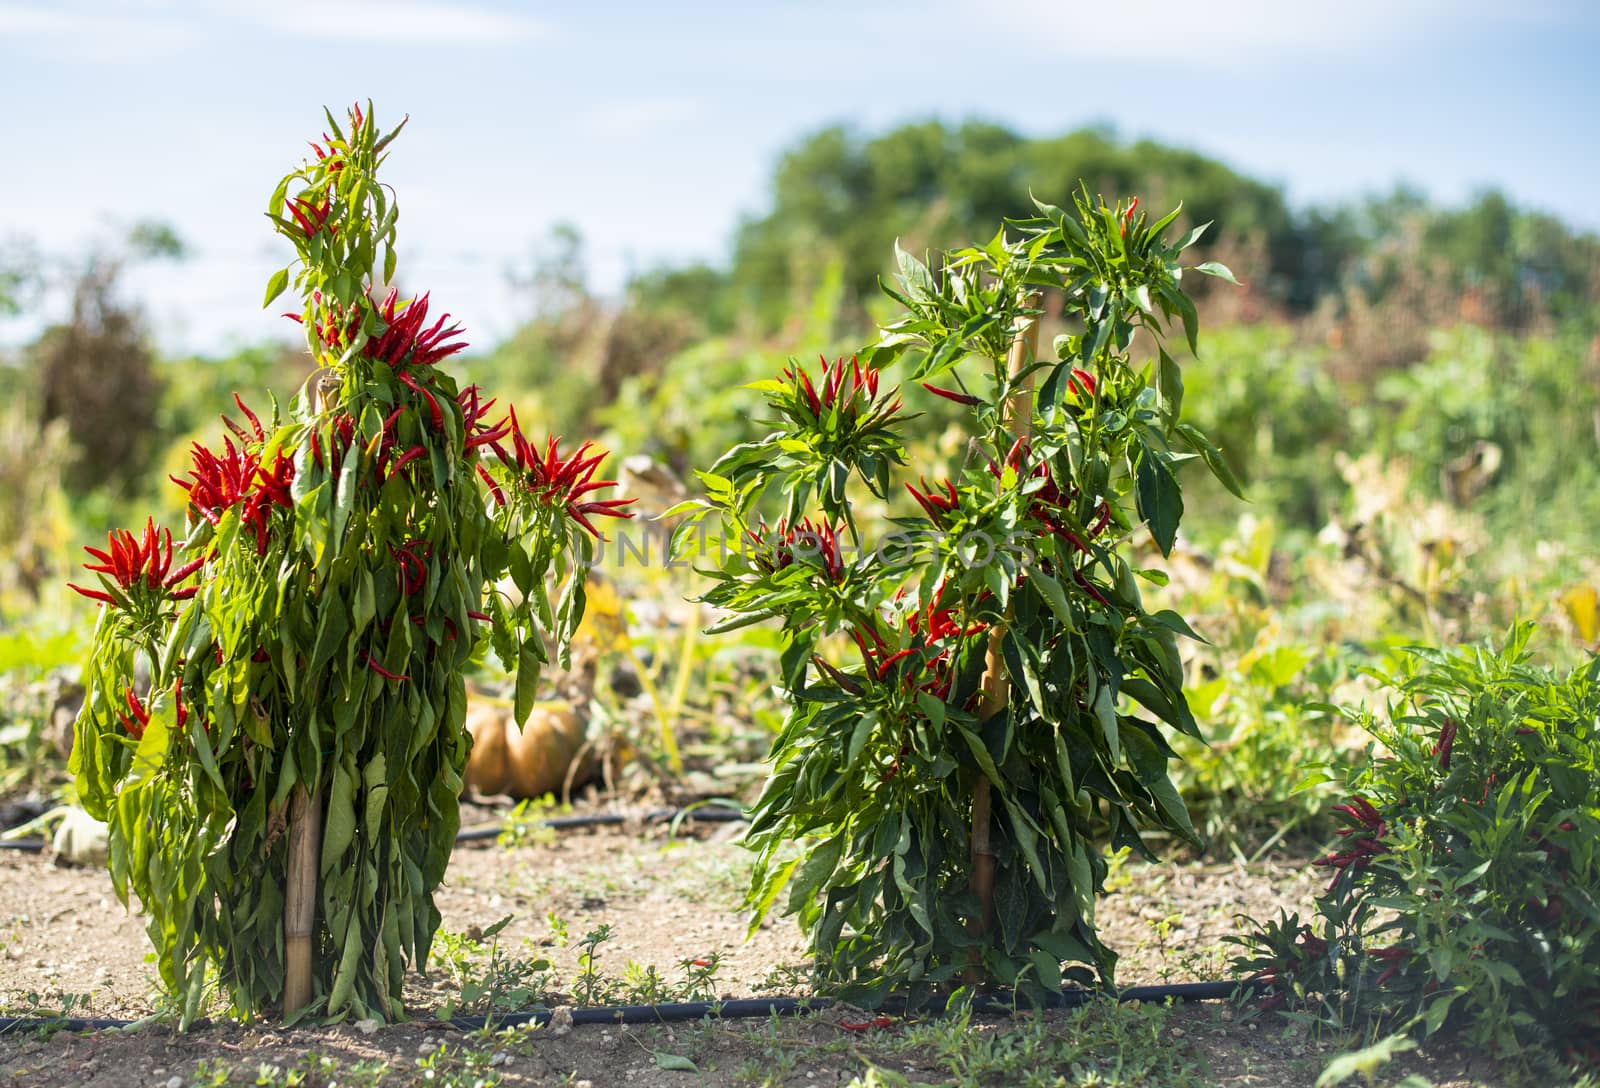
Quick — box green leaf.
[1192,260,1240,285]
[1029,570,1075,626]
[1315,1034,1416,1088]
[1174,221,1211,250]
[846,710,877,768]
[787,835,844,915]
[1134,448,1183,556]
[1145,609,1206,643]
[321,764,356,873]
[513,641,542,726]
[895,242,937,303]
[746,855,801,938]
[262,267,290,309]
[654,1052,700,1073]
[1174,288,1200,356]
[1174,422,1246,500]
[1157,346,1184,419]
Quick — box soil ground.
[0,812,1518,1087]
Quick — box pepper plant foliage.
[69,103,631,1023]
[686,193,1242,1000]
[1233,626,1600,1066]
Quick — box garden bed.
[0,816,1508,1087]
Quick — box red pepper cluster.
[905,477,959,526]
[69,518,204,608]
[307,101,363,171]
[309,412,357,474]
[781,355,900,425]
[747,517,846,581]
[853,588,986,703]
[990,438,1114,603]
[1313,795,1387,889]
[284,194,333,239]
[1367,943,1411,987]
[784,355,890,417]
[366,288,466,370]
[283,289,362,351]
[501,409,635,538]
[391,539,432,597]
[117,686,151,740]
[174,433,295,555]
[1248,923,1329,1007]
[458,386,510,456]
[1432,717,1457,771]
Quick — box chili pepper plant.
[68,102,632,1024]
[1232,625,1600,1067]
[683,192,1242,1002]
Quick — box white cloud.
[231,1,547,44]
[920,0,1583,68]
[0,2,205,61]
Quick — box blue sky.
[2,0,1595,355]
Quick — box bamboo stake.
[967,294,1041,973]
[283,782,323,1017]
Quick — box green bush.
[1233,624,1600,1067]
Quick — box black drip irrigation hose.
[0,980,1253,1036]
[0,805,749,854]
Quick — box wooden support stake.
[283,782,322,1018]
[967,294,1041,974]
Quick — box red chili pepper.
[465,610,491,623]
[117,687,150,740]
[233,394,265,445]
[366,654,410,682]
[67,583,118,605]
[388,445,428,477]
[398,370,445,431]
[1073,569,1110,606]
[906,477,959,524]
[921,382,980,406]
[1086,502,1112,538]
[875,647,917,680]
[1434,718,1457,771]
[474,462,506,507]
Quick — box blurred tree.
[731,120,1302,332]
[29,224,182,495]
[625,262,735,335]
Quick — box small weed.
[753,961,813,995]
[433,916,552,1023]
[0,988,96,1038]
[416,1041,505,1088]
[619,961,673,1005]
[496,796,563,849]
[676,951,723,1001]
[571,923,617,1006]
